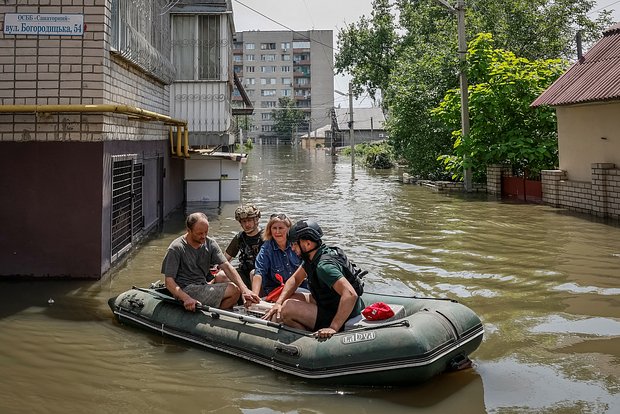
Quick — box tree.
[335,0,397,101]
[271,97,305,140]
[432,33,568,180]
[335,0,612,179]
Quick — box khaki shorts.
[184,283,228,307]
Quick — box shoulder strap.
[318,246,365,296]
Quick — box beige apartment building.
[0,0,248,279]
[232,30,334,144]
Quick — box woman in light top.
[252,213,308,301]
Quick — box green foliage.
[341,142,395,168]
[272,97,305,139]
[335,0,397,100]
[335,0,612,180]
[358,142,395,169]
[432,33,568,179]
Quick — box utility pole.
[457,0,472,191]
[437,0,472,191]
[349,82,354,168]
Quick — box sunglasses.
[270,213,288,220]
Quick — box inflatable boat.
[108,284,483,386]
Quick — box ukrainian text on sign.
[3,14,84,36]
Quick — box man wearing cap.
[263,219,364,339]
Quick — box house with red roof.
[532,23,620,220]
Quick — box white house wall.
[556,102,620,182]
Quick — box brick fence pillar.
[541,169,567,207]
[486,164,510,196]
[591,163,615,217]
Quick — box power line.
[233,0,335,51]
[588,0,620,15]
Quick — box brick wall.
[542,163,620,220]
[487,164,512,196]
[0,0,170,143]
[401,173,487,193]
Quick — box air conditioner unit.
[379,133,385,138]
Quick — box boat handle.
[274,342,300,357]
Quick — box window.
[296,78,309,86]
[293,41,310,49]
[233,65,242,73]
[259,78,276,85]
[281,89,291,96]
[233,55,242,62]
[260,42,276,50]
[246,43,255,50]
[245,54,255,61]
[282,77,291,85]
[262,125,274,132]
[294,66,310,76]
[233,41,243,49]
[281,54,291,61]
[260,66,277,73]
[260,54,276,61]
[245,78,255,85]
[281,42,291,50]
[245,66,255,72]
[281,66,291,72]
[261,113,273,120]
[293,53,309,63]
[172,15,221,80]
[261,89,276,96]
[261,101,277,108]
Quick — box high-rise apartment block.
[232,30,334,144]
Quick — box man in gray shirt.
[161,212,260,310]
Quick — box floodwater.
[1,145,619,413]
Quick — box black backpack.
[318,246,366,296]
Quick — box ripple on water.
[530,315,620,336]
[477,357,620,412]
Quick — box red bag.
[265,273,284,303]
[362,302,394,321]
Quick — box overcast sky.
[232,0,620,107]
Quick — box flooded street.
[1,145,619,413]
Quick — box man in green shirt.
[263,219,364,339]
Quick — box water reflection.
[0,145,619,413]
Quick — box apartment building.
[232,30,334,144]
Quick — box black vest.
[303,246,366,312]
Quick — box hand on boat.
[262,303,281,322]
[314,327,336,340]
[242,290,261,307]
[183,297,200,312]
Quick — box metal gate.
[111,155,144,261]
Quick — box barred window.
[172,15,221,80]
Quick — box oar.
[131,286,313,337]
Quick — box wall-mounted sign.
[3,13,84,36]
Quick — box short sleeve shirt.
[161,235,227,289]
[225,229,263,272]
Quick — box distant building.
[232,30,334,144]
[328,107,387,148]
[0,0,248,278]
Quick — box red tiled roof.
[531,23,620,107]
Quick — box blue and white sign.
[3,13,84,36]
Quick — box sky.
[232,0,620,108]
